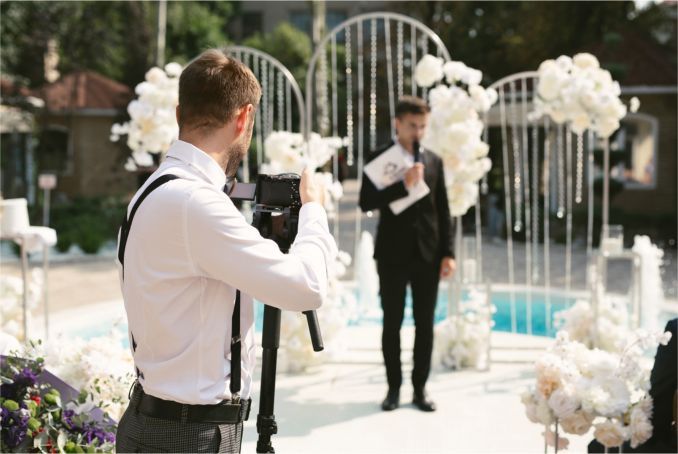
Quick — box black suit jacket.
[359,141,454,265]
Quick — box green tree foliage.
[0,1,236,88]
[392,1,676,83]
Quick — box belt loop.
[180,405,188,423]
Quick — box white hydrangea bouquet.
[414,55,497,216]
[433,289,495,370]
[521,329,672,451]
[278,251,353,373]
[261,131,345,219]
[530,53,639,137]
[110,63,183,171]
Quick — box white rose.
[473,142,490,158]
[629,405,653,448]
[538,59,557,73]
[145,67,167,84]
[415,55,444,87]
[164,62,183,78]
[547,387,580,418]
[629,97,640,113]
[538,67,567,101]
[556,55,573,72]
[462,68,483,86]
[443,61,468,84]
[571,113,591,134]
[594,420,627,448]
[560,410,594,435]
[596,118,620,138]
[573,53,600,70]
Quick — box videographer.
[115,49,337,453]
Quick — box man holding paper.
[359,96,456,413]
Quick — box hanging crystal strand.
[509,81,523,233]
[277,72,284,131]
[586,129,595,275]
[254,57,263,169]
[260,59,269,138]
[396,21,404,100]
[565,124,573,291]
[345,27,354,166]
[353,20,365,270]
[531,87,540,284]
[286,80,292,131]
[543,116,552,334]
[384,18,395,137]
[410,26,416,96]
[500,87,517,333]
[421,37,428,101]
[369,18,378,152]
[268,64,275,136]
[556,123,565,219]
[331,33,340,246]
[575,132,584,203]
[519,78,532,334]
[317,38,330,136]
[481,113,490,195]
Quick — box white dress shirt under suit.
[119,140,337,405]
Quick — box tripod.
[253,207,324,454]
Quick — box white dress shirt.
[119,140,337,405]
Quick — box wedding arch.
[225,45,306,182]
[483,70,625,336]
[303,12,452,264]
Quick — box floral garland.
[521,329,672,450]
[433,289,495,370]
[110,63,183,171]
[1,342,117,453]
[414,55,496,216]
[530,53,639,137]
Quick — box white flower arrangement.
[260,131,345,219]
[554,297,629,353]
[414,55,496,216]
[522,329,672,450]
[0,270,43,340]
[433,289,495,370]
[110,63,183,171]
[279,251,354,373]
[38,329,135,421]
[530,53,640,138]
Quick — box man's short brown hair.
[395,95,430,118]
[178,49,262,132]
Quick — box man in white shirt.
[115,49,337,453]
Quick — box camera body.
[229,173,301,252]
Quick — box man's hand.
[300,167,325,206]
[404,163,424,189]
[440,257,456,278]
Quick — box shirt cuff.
[299,202,329,227]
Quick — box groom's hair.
[178,49,262,133]
[395,96,430,118]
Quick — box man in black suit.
[359,96,456,412]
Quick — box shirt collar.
[165,140,227,189]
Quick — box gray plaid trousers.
[116,386,244,453]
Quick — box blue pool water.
[79,288,579,344]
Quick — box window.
[608,113,658,189]
[36,126,71,175]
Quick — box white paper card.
[363,144,429,215]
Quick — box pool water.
[78,288,578,345]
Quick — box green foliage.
[46,197,127,255]
[243,23,313,90]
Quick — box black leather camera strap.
[118,173,242,397]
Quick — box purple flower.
[13,367,38,388]
[81,423,115,445]
[0,406,29,448]
[62,409,76,430]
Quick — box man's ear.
[234,104,253,138]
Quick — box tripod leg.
[257,305,280,453]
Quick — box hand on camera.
[300,167,325,206]
[404,163,424,189]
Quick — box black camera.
[229,173,301,252]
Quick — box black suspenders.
[118,174,242,397]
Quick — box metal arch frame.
[304,11,452,140]
[226,45,306,135]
